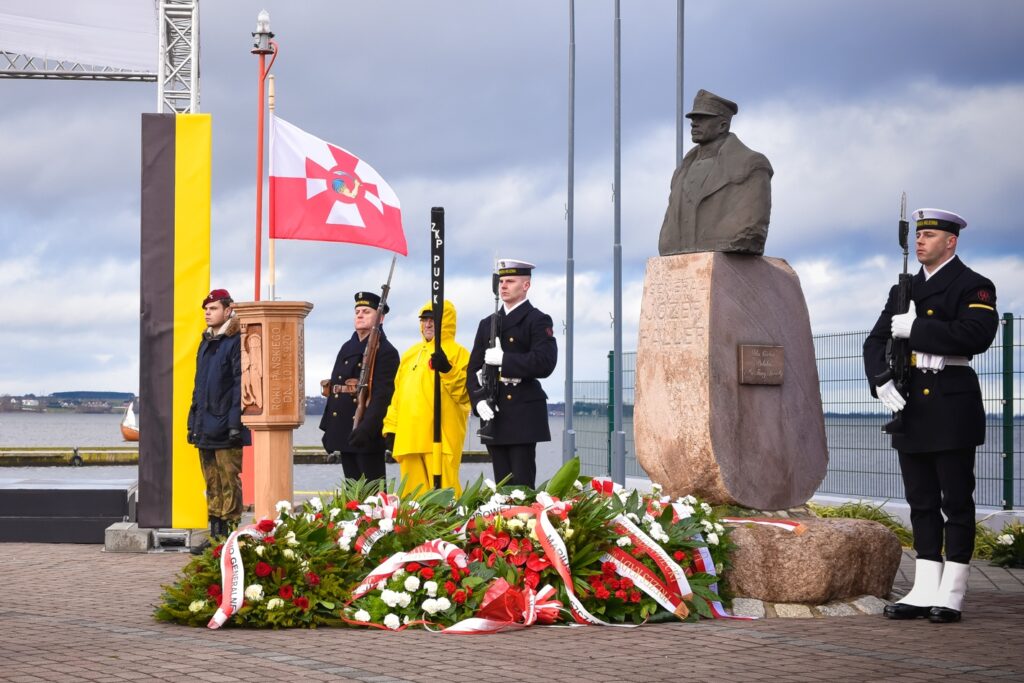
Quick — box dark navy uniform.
[320,330,399,481]
[467,300,558,487]
[864,255,998,563]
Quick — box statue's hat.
[685,89,739,119]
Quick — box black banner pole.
[430,207,445,489]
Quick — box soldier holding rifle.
[320,290,400,482]
[467,259,558,488]
[863,207,999,623]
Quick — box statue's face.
[690,114,729,144]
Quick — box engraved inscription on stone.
[642,274,709,350]
[268,321,297,417]
[738,345,784,385]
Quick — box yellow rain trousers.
[383,300,471,496]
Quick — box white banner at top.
[0,0,158,72]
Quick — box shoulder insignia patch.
[976,289,992,302]
[546,327,554,336]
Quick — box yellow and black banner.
[137,113,211,530]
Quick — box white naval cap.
[913,208,967,235]
[495,258,536,276]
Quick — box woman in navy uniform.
[320,292,400,482]
[467,259,558,488]
[863,208,999,623]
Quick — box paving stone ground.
[2,544,1023,682]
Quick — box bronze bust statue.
[659,90,773,256]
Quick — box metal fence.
[572,314,1022,509]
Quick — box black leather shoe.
[883,603,931,619]
[928,606,961,623]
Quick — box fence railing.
[572,313,1021,510]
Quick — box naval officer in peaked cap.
[864,208,999,623]
[467,259,558,488]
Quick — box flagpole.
[611,0,626,485]
[268,74,276,301]
[563,0,576,465]
[251,11,276,302]
[676,0,686,167]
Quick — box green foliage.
[809,500,914,546]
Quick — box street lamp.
[251,10,276,300]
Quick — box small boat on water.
[121,399,139,442]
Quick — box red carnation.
[207,584,222,597]
[589,575,603,588]
[293,596,310,610]
[609,579,621,590]
[595,585,611,600]
[615,589,627,600]
[619,577,634,590]
[346,500,359,511]
[445,580,457,594]
[278,584,294,599]
[405,562,422,573]
[256,519,276,533]
[420,567,435,580]
[452,590,467,604]
[305,572,321,586]
[254,561,273,578]
[673,550,687,561]
[314,512,323,520]
[630,591,642,603]
[601,561,616,577]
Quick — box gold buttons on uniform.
[332,412,337,417]
[506,394,512,400]
[923,389,930,396]
[927,309,934,316]
[508,337,514,343]
[344,360,348,365]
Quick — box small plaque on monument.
[738,345,784,385]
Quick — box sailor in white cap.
[864,207,999,623]
[466,258,558,488]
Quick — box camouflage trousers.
[198,448,243,522]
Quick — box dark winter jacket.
[188,315,245,450]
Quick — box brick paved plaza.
[2,544,1023,682]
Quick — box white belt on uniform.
[912,352,970,372]
[499,376,522,385]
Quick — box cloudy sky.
[1,0,1023,401]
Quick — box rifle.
[475,269,501,442]
[353,255,397,429]
[875,192,912,435]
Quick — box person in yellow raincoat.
[383,300,471,495]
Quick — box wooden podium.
[233,301,314,519]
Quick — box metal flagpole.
[563,0,576,465]
[611,0,626,484]
[251,11,276,302]
[268,74,276,300]
[676,0,686,167]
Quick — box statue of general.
[658,90,774,256]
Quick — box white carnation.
[997,533,1015,545]
[626,512,640,523]
[188,600,206,613]
[617,536,632,547]
[381,589,400,608]
[383,613,401,630]
[396,592,412,608]
[707,532,720,545]
[341,523,358,539]
[353,609,371,622]
[378,517,395,532]
[337,536,351,551]
[285,531,299,546]
[308,496,323,511]
[484,478,497,492]
[254,544,265,557]
[275,500,292,514]
[404,576,421,592]
[675,504,694,519]
[436,597,451,611]
[424,581,438,597]
[266,597,284,610]
[714,523,725,534]
[489,493,508,505]
[701,502,713,515]
[701,520,714,532]
[244,584,264,601]
[509,489,526,502]
[282,549,295,560]
[422,598,439,615]
[650,483,663,495]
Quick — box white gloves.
[876,379,906,412]
[476,400,495,421]
[891,301,916,339]
[475,368,485,386]
[914,352,946,373]
[484,346,504,366]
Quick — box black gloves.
[348,424,372,449]
[430,349,452,373]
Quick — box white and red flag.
[269,116,407,255]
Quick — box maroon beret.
[202,288,233,308]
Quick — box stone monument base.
[726,517,902,604]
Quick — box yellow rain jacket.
[383,300,471,495]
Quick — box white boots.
[930,561,970,623]
[884,559,943,619]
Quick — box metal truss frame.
[0,0,200,114]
